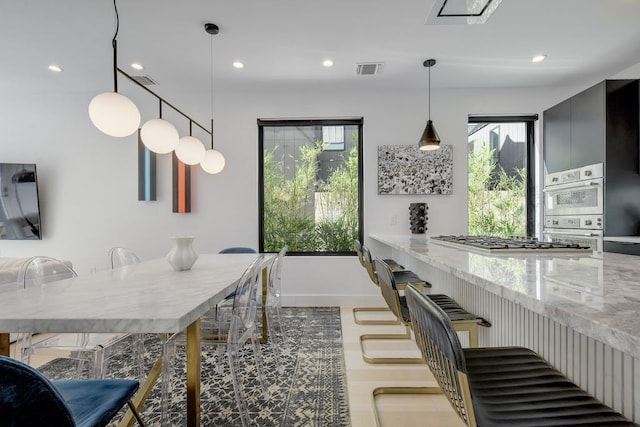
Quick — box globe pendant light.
[175,121,206,165]
[88,0,140,137]
[200,147,226,174]
[141,100,179,154]
[419,59,441,151]
[200,23,226,175]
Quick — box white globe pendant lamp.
[88,0,140,138]
[89,92,140,137]
[175,135,206,165]
[200,148,225,174]
[140,118,179,154]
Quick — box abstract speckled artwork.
[378,144,453,195]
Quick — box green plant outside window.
[260,120,362,254]
[468,143,526,237]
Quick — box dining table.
[0,252,263,427]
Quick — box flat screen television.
[0,163,42,240]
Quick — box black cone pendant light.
[419,59,441,151]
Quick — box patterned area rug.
[38,307,350,427]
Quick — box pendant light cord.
[209,34,215,149]
[112,0,119,92]
[428,65,431,120]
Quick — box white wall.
[1,61,638,305]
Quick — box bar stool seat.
[391,269,429,289]
[465,346,634,426]
[426,294,491,326]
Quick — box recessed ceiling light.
[131,63,144,71]
[532,54,547,63]
[48,64,63,72]
[233,61,244,69]
[323,59,334,67]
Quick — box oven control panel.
[544,163,604,188]
[545,215,603,230]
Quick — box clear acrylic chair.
[17,256,132,379]
[265,246,287,374]
[160,254,270,427]
[108,247,141,269]
[107,247,145,380]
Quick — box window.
[467,115,537,237]
[258,118,363,254]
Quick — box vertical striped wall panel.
[137,131,156,201]
[394,251,639,423]
[172,153,191,213]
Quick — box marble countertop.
[0,253,260,334]
[370,234,640,357]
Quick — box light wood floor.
[341,305,465,427]
[12,307,464,426]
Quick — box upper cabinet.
[570,82,605,169]
[543,98,571,173]
[543,81,606,173]
[543,80,640,174]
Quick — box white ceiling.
[3,0,640,100]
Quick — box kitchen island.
[370,234,640,422]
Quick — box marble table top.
[370,234,640,357]
[0,253,260,334]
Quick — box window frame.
[468,115,538,237]
[257,117,364,255]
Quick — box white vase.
[166,236,199,271]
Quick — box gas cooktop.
[430,235,593,254]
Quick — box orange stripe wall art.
[172,153,191,213]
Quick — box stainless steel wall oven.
[543,163,604,256]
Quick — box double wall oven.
[542,163,604,255]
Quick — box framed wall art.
[378,144,453,195]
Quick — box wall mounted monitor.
[0,163,42,240]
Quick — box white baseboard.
[281,294,387,307]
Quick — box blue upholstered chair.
[218,247,257,254]
[0,355,145,427]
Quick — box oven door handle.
[544,230,602,237]
[542,179,602,192]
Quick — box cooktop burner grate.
[430,235,592,254]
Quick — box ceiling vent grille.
[131,74,158,85]
[355,62,384,75]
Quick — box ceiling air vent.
[131,74,158,85]
[355,62,384,76]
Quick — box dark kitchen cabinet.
[543,99,571,173]
[543,82,606,173]
[570,82,605,169]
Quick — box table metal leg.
[118,357,162,427]
[186,319,201,427]
[1,333,9,357]
[261,268,268,343]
